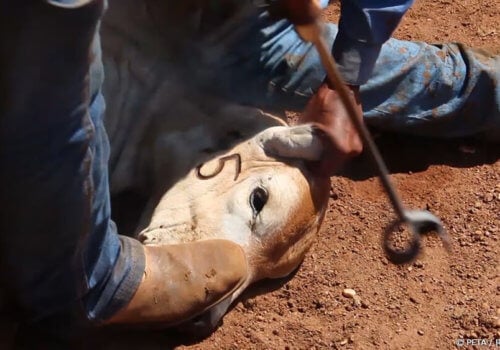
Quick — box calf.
[101,0,334,332]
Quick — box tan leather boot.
[105,239,248,326]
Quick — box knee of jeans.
[268,23,337,97]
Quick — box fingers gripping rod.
[296,22,450,264]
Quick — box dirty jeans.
[194,1,500,140]
[0,0,145,338]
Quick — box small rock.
[409,296,419,304]
[272,329,279,336]
[330,192,339,200]
[342,288,357,298]
[414,261,424,268]
[474,201,482,208]
[340,339,348,346]
[417,330,424,336]
[243,298,256,309]
[353,295,362,307]
[484,193,494,202]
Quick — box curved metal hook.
[383,210,450,264]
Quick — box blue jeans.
[191,1,499,140]
[0,0,144,334]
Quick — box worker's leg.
[360,41,499,140]
[0,0,144,338]
[198,4,499,140]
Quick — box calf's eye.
[250,187,268,215]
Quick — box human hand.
[299,83,364,176]
[268,0,322,25]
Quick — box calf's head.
[137,123,334,330]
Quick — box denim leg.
[83,93,145,323]
[0,1,144,330]
[191,0,331,110]
[196,6,499,140]
[362,41,500,139]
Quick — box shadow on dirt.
[339,133,500,181]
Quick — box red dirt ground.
[88,1,499,349]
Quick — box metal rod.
[308,23,407,220]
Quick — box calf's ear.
[257,125,324,161]
[258,124,344,176]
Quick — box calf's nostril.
[137,233,147,243]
